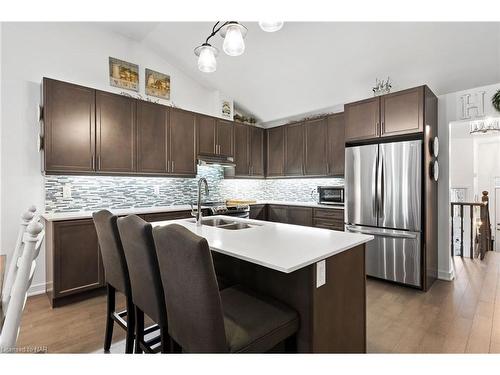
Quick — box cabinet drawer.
[313,218,344,231]
[313,208,344,220]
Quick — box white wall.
[437,82,500,280]
[0,23,222,294]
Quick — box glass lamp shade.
[258,21,284,32]
[222,24,246,56]
[195,44,218,73]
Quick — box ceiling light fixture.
[195,21,284,72]
[258,21,284,32]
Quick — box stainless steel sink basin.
[187,217,260,230]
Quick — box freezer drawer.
[346,225,421,287]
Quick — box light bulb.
[195,44,218,73]
[258,21,284,32]
[222,24,245,56]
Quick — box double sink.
[188,217,260,230]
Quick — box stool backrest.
[1,220,44,351]
[117,215,167,326]
[152,224,227,353]
[92,210,131,295]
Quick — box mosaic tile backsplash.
[45,166,344,213]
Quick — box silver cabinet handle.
[98,156,101,170]
[92,155,95,170]
[171,160,175,172]
[346,226,418,239]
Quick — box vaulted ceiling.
[99,22,500,124]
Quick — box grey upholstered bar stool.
[93,210,135,353]
[152,224,299,353]
[117,215,170,354]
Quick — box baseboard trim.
[28,282,46,297]
[438,268,455,281]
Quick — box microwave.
[317,186,344,205]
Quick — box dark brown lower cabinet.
[45,218,104,307]
[249,204,267,220]
[267,205,288,223]
[313,208,344,231]
[267,205,312,226]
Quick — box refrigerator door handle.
[372,154,378,218]
[378,156,385,218]
[345,225,418,239]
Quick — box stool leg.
[135,307,144,354]
[104,284,115,352]
[125,296,135,354]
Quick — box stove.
[196,201,250,218]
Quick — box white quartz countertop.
[41,201,344,221]
[151,215,372,274]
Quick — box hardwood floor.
[16,251,500,353]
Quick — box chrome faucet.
[193,177,209,226]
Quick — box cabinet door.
[266,127,285,177]
[197,114,217,155]
[43,78,95,173]
[250,127,264,177]
[268,205,288,223]
[285,123,305,176]
[234,123,250,176]
[288,206,313,226]
[344,97,380,142]
[96,91,136,173]
[304,118,328,176]
[249,204,267,220]
[137,101,168,174]
[143,211,192,222]
[381,86,424,137]
[169,109,196,176]
[216,119,234,157]
[327,113,345,176]
[54,219,103,297]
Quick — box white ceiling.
[99,22,500,124]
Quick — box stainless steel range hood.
[197,155,236,168]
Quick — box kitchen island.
[152,216,373,353]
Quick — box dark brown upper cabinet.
[304,118,328,176]
[169,108,196,176]
[196,114,217,155]
[345,86,426,142]
[344,97,380,142]
[234,123,250,176]
[284,122,305,176]
[380,86,424,137]
[216,119,234,157]
[42,78,96,173]
[249,126,264,177]
[266,126,285,177]
[136,101,168,174]
[327,113,345,176]
[96,91,136,173]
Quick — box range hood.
[197,154,235,168]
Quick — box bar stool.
[152,224,299,353]
[117,215,169,354]
[92,210,135,353]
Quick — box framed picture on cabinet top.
[145,68,171,100]
[109,57,139,91]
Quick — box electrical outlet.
[62,184,72,199]
[316,260,326,288]
[153,185,160,196]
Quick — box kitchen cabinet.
[249,204,267,220]
[45,218,104,307]
[304,118,328,176]
[313,208,344,231]
[344,97,380,142]
[142,210,192,222]
[380,86,423,137]
[137,101,168,174]
[284,122,305,176]
[216,119,234,157]
[268,205,288,223]
[250,127,265,177]
[42,78,95,173]
[287,206,313,226]
[327,113,345,176]
[197,114,217,155]
[345,86,426,142]
[96,91,136,173]
[266,126,285,177]
[234,123,250,176]
[169,109,197,176]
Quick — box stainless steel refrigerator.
[345,140,422,287]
